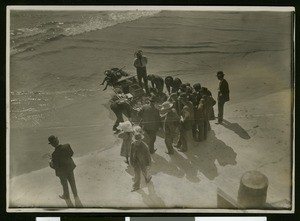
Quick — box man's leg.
[137,72,143,88]
[165,132,175,154]
[218,99,225,123]
[141,165,152,183]
[132,165,141,191]
[67,171,78,198]
[141,72,149,93]
[111,108,124,131]
[144,130,155,153]
[179,129,188,152]
[59,176,70,199]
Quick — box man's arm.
[65,144,74,157]
[221,80,229,94]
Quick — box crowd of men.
[47,50,230,196]
[110,49,230,154]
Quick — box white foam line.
[7,5,295,12]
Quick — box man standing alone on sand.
[48,135,78,200]
[134,49,149,93]
[216,71,230,124]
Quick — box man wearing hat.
[138,95,162,154]
[134,49,149,93]
[216,71,230,124]
[48,135,78,200]
[130,133,152,192]
[176,93,194,152]
[160,101,180,154]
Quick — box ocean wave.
[10,10,161,56]
[11,27,46,38]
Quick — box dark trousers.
[59,171,78,198]
[192,123,198,141]
[133,163,151,189]
[137,68,149,93]
[144,129,157,153]
[165,132,175,154]
[111,105,124,131]
[177,128,189,152]
[218,99,226,123]
[195,120,205,141]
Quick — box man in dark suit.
[130,133,152,192]
[176,93,194,152]
[160,101,180,154]
[48,135,78,200]
[216,71,230,124]
[138,95,162,154]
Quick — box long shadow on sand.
[222,119,251,140]
[139,181,166,207]
[150,129,237,181]
[61,196,83,208]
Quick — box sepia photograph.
[6,6,294,212]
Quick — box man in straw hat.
[138,95,162,154]
[216,71,230,124]
[48,135,78,200]
[130,133,152,192]
[160,101,180,154]
[134,49,149,93]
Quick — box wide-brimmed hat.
[134,133,144,141]
[160,101,173,112]
[216,71,224,76]
[160,101,173,117]
[117,121,133,132]
[48,135,57,144]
